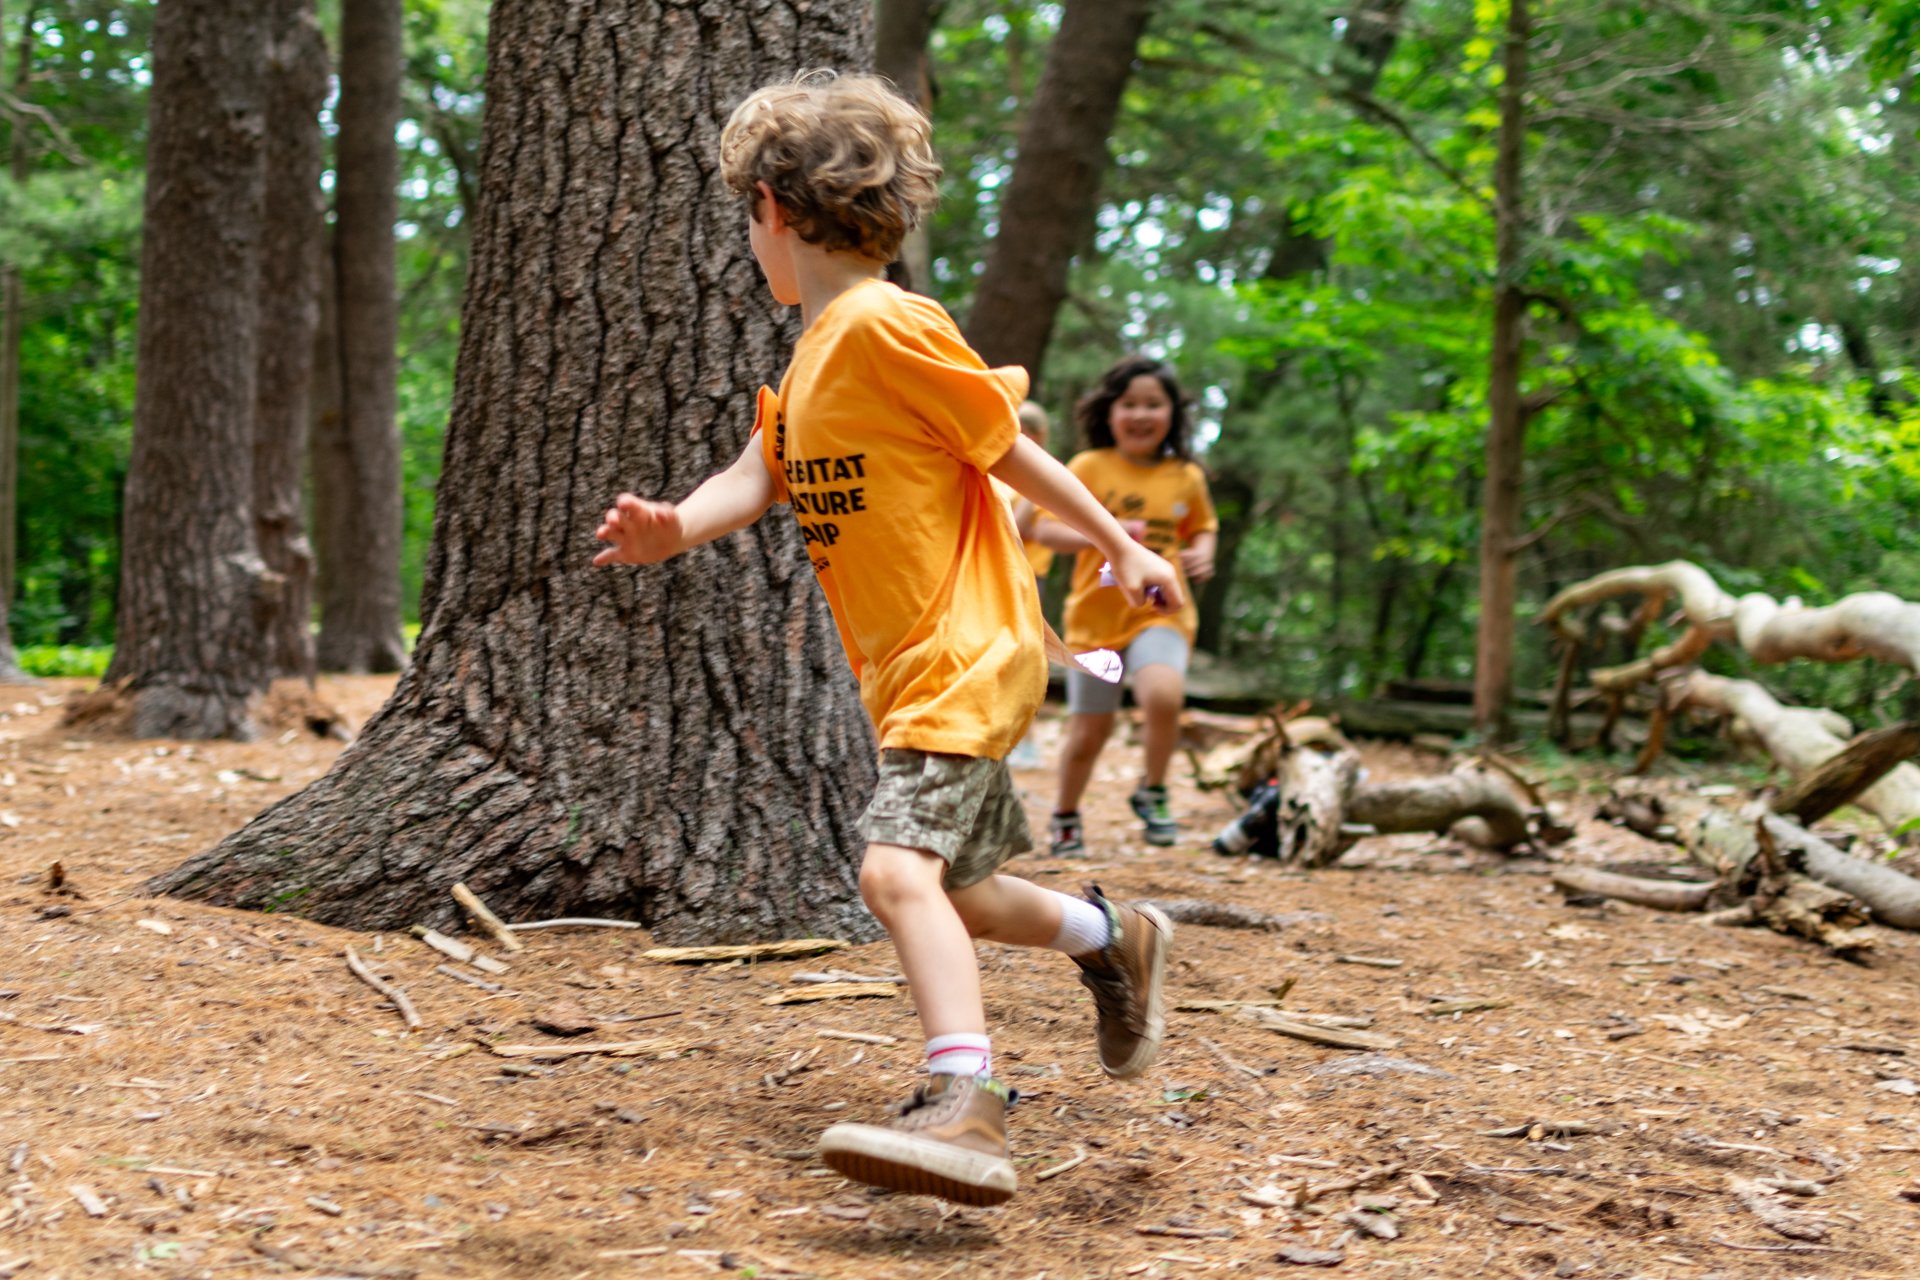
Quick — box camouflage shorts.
[859,750,1034,890]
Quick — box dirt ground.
[6,676,1920,1280]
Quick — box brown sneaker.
[818,1074,1017,1206]
[1071,886,1173,1079]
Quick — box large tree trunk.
[962,0,1154,385]
[314,0,406,673]
[873,0,940,293]
[255,0,328,681]
[150,0,882,945]
[1471,0,1530,737]
[101,0,273,738]
[0,2,32,684]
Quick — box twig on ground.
[763,982,898,1005]
[1425,998,1512,1016]
[1198,1035,1272,1096]
[815,1029,898,1046]
[1135,1224,1234,1239]
[451,882,525,953]
[1336,955,1404,968]
[1036,1147,1090,1181]
[434,964,503,993]
[1235,1006,1399,1050]
[408,926,509,975]
[506,917,644,931]
[345,946,423,1030]
[67,1184,107,1217]
[1708,1235,1834,1254]
[643,940,849,963]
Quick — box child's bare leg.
[859,842,985,1037]
[947,873,1065,948]
[1054,710,1115,813]
[1133,664,1185,788]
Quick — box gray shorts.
[858,750,1033,890]
[1066,625,1191,715]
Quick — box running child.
[592,74,1181,1207]
[1037,357,1217,854]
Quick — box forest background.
[5,0,1920,729]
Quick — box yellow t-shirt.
[1060,449,1218,652]
[755,279,1046,759]
[992,480,1054,577]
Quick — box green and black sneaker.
[1129,785,1178,847]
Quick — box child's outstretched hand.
[1110,542,1183,614]
[593,493,684,565]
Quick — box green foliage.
[10,0,1920,733]
[17,644,112,678]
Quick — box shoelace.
[1077,963,1141,1032]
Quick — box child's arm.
[1179,532,1218,582]
[593,433,778,566]
[989,435,1182,611]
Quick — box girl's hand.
[1178,544,1215,583]
[594,493,685,565]
[1111,543,1183,613]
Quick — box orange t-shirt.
[1060,449,1218,652]
[754,279,1045,759]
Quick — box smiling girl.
[1036,357,1218,855]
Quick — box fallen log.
[1693,807,1920,931]
[1347,762,1535,851]
[1551,865,1718,912]
[1275,739,1365,866]
[1769,722,1920,826]
[1674,672,1920,835]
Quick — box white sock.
[926,1033,992,1078]
[1048,890,1113,957]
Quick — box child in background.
[1004,401,1054,770]
[593,75,1180,1207]
[1037,357,1217,855]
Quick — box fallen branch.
[1347,762,1539,851]
[1236,1005,1399,1051]
[642,940,848,963]
[1769,722,1920,825]
[409,926,509,975]
[762,982,898,1005]
[1140,900,1291,930]
[1036,1147,1090,1181]
[1677,671,1920,834]
[1551,865,1718,913]
[344,946,422,1030]
[506,917,644,931]
[451,882,525,953]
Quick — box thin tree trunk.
[151,0,882,945]
[0,2,31,682]
[255,0,328,681]
[315,0,406,673]
[1471,0,1530,737]
[101,0,274,738]
[963,0,1154,385]
[874,0,940,294]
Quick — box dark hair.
[1075,356,1191,460]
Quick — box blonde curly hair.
[720,72,940,261]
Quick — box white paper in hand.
[1074,648,1124,683]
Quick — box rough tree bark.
[255,0,328,680]
[1471,0,1531,737]
[873,0,940,293]
[150,0,882,944]
[314,0,407,673]
[100,0,274,738]
[962,0,1155,384]
[0,1,32,684]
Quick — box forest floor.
[4,676,1920,1280]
